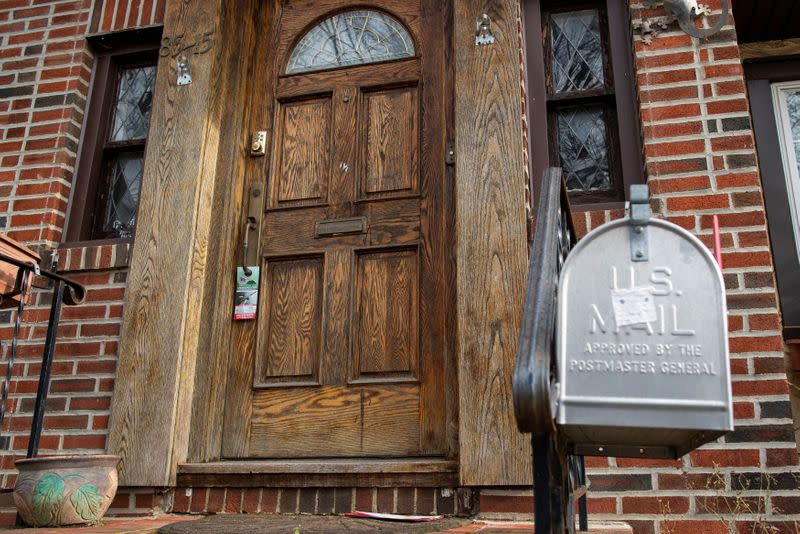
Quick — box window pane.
[287,10,414,74]
[109,66,156,142]
[550,9,604,94]
[102,152,143,238]
[786,90,800,174]
[557,105,612,192]
[773,86,800,264]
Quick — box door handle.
[241,216,256,276]
[242,183,265,271]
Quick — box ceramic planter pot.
[13,455,120,527]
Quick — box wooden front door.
[222,0,452,458]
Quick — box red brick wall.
[0,0,157,526]
[0,0,798,531]
[90,0,164,33]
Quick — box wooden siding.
[108,0,255,486]
[454,0,531,485]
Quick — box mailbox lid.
[556,218,733,454]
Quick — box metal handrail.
[512,168,586,533]
[0,251,86,458]
[513,167,575,434]
[0,253,85,305]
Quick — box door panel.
[249,385,421,457]
[361,86,419,198]
[354,248,419,379]
[254,257,324,387]
[270,97,333,208]
[223,0,450,459]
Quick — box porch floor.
[0,515,633,533]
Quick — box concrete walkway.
[0,515,633,533]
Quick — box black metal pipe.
[27,280,65,458]
[0,273,30,437]
[0,252,85,305]
[578,457,588,531]
[532,434,552,534]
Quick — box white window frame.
[772,81,800,264]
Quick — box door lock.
[250,131,267,157]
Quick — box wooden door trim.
[454,0,531,485]
[177,459,458,488]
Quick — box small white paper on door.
[611,287,657,327]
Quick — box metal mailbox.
[556,188,733,459]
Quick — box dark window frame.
[523,0,644,210]
[745,58,800,340]
[65,27,162,244]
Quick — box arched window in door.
[286,10,415,74]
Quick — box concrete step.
[0,516,633,533]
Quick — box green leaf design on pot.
[70,483,102,521]
[31,474,65,527]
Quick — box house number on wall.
[159,30,214,58]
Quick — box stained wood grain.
[249,385,420,456]
[182,0,274,465]
[256,257,323,384]
[355,249,419,376]
[177,458,458,487]
[362,87,419,197]
[272,97,332,206]
[108,0,232,486]
[179,458,457,473]
[218,0,283,461]
[222,0,454,462]
[276,60,421,100]
[740,38,800,60]
[454,0,532,485]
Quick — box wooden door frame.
[221,0,457,462]
[109,0,530,488]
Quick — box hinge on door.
[445,141,456,166]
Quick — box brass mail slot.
[314,217,367,238]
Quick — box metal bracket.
[475,14,495,46]
[445,141,456,165]
[629,185,651,262]
[177,56,192,86]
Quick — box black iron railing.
[513,168,587,534]
[0,252,85,458]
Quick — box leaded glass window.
[542,2,625,201]
[109,66,155,142]
[550,10,604,93]
[101,153,143,237]
[556,105,611,192]
[287,10,415,74]
[66,32,159,242]
[92,61,156,239]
